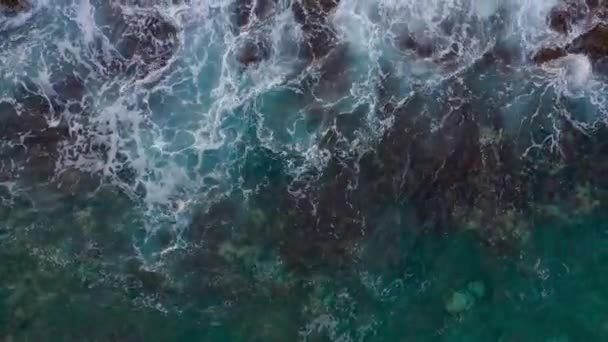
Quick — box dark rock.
[313,45,351,97]
[99,9,179,78]
[235,36,270,66]
[0,80,88,183]
[397,31,435,58]
[0,96,66,142]
[567,23,608,60]
[254,0,276,19]
[547,1,588,34]
[532,47,567,64]
[52,75,85,101]
[234,0,254,29]
[292,0,341,61]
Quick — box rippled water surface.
[2,0,608,340]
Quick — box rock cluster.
[534,0,608,65]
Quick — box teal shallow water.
[2,194,608,341]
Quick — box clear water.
[2,0,608,340]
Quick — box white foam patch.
[546,53,593,90]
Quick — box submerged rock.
[292,0,341,61]
[0,96,67,183]
[98,8,179,78]
[235,36,270,66]
[466,280,486,299]
[445,281,486,314]
[0,76,92,186]
[445,291,474,314]
[396,29,435,58]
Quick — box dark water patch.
[0,0,30,14]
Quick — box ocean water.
[2,0,608,340]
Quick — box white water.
[1,0,607,251]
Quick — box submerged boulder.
[445,291,474,314]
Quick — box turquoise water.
[4,203,608,341]
[2,0,608,340]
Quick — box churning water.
[2,0,608,340]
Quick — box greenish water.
[2,190,608,341]
[2,0,608,340]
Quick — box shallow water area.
[2,0,608,340]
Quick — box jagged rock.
[533,23,608,65]
[567,23,608,61]
[532,47,567,64]
[534,1,608,64]
[547,1,588,34]
[0,0,31,13]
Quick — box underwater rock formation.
[235,36,270,67]
[0,94,68,182]
[0,76,101,196]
